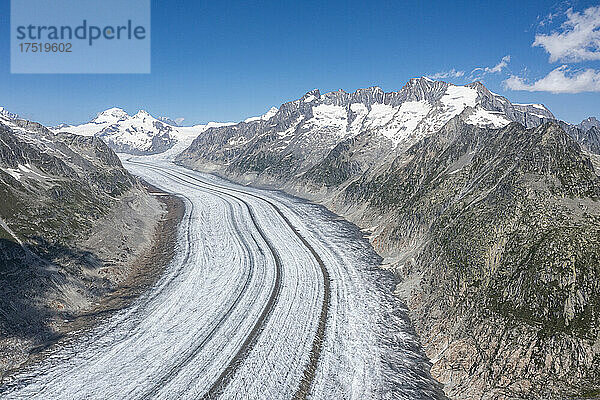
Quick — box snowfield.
[1,156,443,399]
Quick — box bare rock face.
[579,116,600,132]
[0,116,136,243]
[559,118,600,155]
[176,79,600,399]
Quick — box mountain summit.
[53,108,231,155]
[92,107,130,124]
[579,116,600,131]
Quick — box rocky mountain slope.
[579,116,600,132]
[0,110,170,377]
[559,119,600,156]
[53,108,232,155]
[176,79,600,399]
[343,119,600,399]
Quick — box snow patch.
[2,168,21,181]
[441,85,478,112]
[17,164,32,173]
[277,115,305,138]
[465,107,511,128]
[515,103,546,110]
[381,101,432,145]
[309,104,347,128]
[365,103,396,129]
[529,113,550,119]
[350,103,368,114]
[398,101,432,130]
[349,103,369,135]
[227,136,249,146]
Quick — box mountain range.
[1,77,599,399]
[47,80,599,162]
[177,78,561,183]
[52,108,232,155]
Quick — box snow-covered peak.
[244,106,279,123]
[134,110,152,119]
[262,107,279,120]
[54,108,232,156]
[0,106,19,120]
[92,107,129,124]
[55,108,175,154]
[158,116,181,126]
[410,76,433,83]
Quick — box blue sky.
[0,0,599,126]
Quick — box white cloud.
[471,55,511,76]
[426,69,465,80]
[504,65,600,93]
[426,56,511,82]
[175,117,185,125]
[533,6,600,62]
[537,11,560,27]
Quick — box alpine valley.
[1,78,599,400]
[0,108,181,376]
